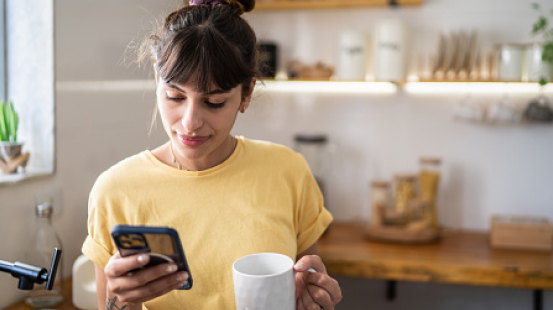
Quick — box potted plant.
[0,99,29,173]
[524,3,553,123]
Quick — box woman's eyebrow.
[167,83,185,92]
[205,89,231,95]
[166,83,230,95]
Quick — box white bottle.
[72,254,98,310]
[335,30,367,81]
[373,19,408,82]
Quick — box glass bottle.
[419,157,442,229]
[25,202,64,308]
[393,174,417,222]
[370,180,390,226]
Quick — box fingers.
[104,253,188,303]
[305,272,342,306]
[307,283,334,309]
[294,255,343,309]
[111,270,189,303]
[104,252,150,278]
[299,288,321,310]
[294,255,327,274]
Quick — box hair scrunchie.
[189,0,224,6]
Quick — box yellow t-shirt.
[82,136,333,310]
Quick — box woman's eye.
[165,92,184,101]
[205,101,226,109]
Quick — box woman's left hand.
[294,255,342,310]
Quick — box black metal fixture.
[0,248,61,290]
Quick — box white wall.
[0,0,551,308]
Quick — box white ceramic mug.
[232,253,295,310]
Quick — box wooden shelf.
[256,0,423,10]
[318,222,553,290]
[255,80,553,94]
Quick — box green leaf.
[543,41,553,63]
[0,101,6,141]
[5,100,12,140]
[532,16,548,34]
[11,110,18,141]
[6,100,17,142]
[539,76,548,86]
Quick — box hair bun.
[237,0,255,12]
[226,0,255,14]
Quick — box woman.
[82,0,342,309]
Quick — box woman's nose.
[181,102,203,133]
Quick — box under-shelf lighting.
[256,80,398,94]
[404,82,553,94]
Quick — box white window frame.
[0,0,54,184]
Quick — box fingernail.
[294,262,304,270]
[166,264,177,273]
[177,272,189,282]
[137,254,149,263]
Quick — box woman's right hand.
[102,252,189,307]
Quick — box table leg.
[386,280,396,301]
[534,289,542,310]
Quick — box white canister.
[496,44,524,81]
[524,43,553,82]
[72,254,98,310]
[372,19,408,82]
[335,30,367,81]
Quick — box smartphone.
[111,225,193,290]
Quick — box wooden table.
[3,279,76,310]
[318,222,553,310]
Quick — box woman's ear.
[240,78,256,112]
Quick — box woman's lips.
[179,135,208,147]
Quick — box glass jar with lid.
[370,180,390,226]
[393,173,417,221]
[419,157,441,228]
[294,134,329,201]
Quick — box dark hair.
[146,0,258,97]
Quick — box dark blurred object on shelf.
[524,96,553,123]
[258,42,278,78]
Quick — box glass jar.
[419,157,441,228]
[393,174,417,221]
[294,134,329,201]
[25,202,64,308]
[370,180,390,226]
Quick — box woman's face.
[156,78,252,169]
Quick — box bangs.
[157,25,254,93]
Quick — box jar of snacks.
[419,157,441,228]
[394,174,417,221]
[370,180,390,226]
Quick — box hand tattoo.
[106,296,127,310]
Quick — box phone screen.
[114,232,184,268]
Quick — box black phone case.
[111,225,193,290]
